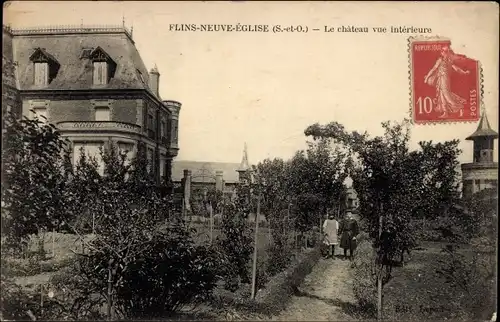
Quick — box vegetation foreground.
[1,112,497,320]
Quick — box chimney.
[149,64,160,97]
[182,169,192,211]
[215,170,224,192]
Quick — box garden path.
[272,252,358,321]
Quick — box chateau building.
[461,111,498,198]
[2,24,180,183]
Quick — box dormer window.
[29,48,60,86]
[89,46,116,85]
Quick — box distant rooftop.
[172,160,250,184]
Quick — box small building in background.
[461,111,498,198]
[172,143,254,209]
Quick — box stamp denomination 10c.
[409,37,481,124]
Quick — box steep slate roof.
[172,160,250,184]
[466,111,499,140]
[11,26,152,92]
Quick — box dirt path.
[272,253,358,321]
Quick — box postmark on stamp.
[409,37,481,124]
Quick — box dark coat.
[339,218,360,250]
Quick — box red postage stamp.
[409,37,481,124]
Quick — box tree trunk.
[377,205,384,321]
[107,263,113,321]
[38,227,45,260]
[250,192,261,300]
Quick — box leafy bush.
[1,111,71,251]
[1,256,40,277]
[255,247,321,316]
[48,263,105,320]
[435,245,496,320]
[351,238,377,318]
[0,274,34,320]
[255,259,270,291]
[115,233,221,318]
[266,217,294,277]
[216,202,253,291]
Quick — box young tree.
[286,140,349,232]
[62,143,221,319]
[216,181,254,291]
[305,119,463,319]
[1,111,71,254]
[305,119,461,259]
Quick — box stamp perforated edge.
[407,36,483,126]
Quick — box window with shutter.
[34,63,49,86]
[95,107,110,121]
[172,120,179,142]
[148,114,154,129]
[93,62,108,85]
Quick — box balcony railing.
[56,121,142,134]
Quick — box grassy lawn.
[382,243,496,321]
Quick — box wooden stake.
[377,203,384,321]
[209,201,214,245]
[107,264,113,321]
[40,284,44,311]
[52,229,55,258]
[250,191,261,300]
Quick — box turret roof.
[466,111,498,140]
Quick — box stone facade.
[461,111,498,198]
[3,25,181,182]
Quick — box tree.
[1,111,71,254]
[216,181,254,291]
[286,140,349,232]
[62,143,221,319]
[305,119,462,273]
[255,158,289,221]
[305,119,463,319]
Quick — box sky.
[4,1,499,165]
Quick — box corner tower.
[461,111,498,197]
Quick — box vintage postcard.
[2,1,498,321]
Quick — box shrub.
[0,274,34,320]
[216,202,253,291]
[116,238,221,318]
[266,217,294,277]
[435,245,496,320]
[255,259,270,291]
[48,263,105,320]
[351,238,377,318]
[255,247,321,316]
[1,256,40,277]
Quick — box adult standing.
[339,211,359,261]
[322,213,339,259]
